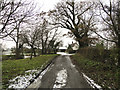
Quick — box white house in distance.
[58,42,79,52]
[71,42,79,51]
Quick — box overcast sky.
[1,0,111,49]
[34,0,61,11]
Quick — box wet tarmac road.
[27,55,92,89]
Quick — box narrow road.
[28,55,92,89]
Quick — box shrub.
[77,47,115,65]
[71,54,118,89]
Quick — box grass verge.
[2,54,58,89]
[71,53,119,89]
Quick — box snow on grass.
[27,62,53,88]
[37,64,51,80]
[53,69,67,88]
[8,63,51,89]
[25,70,38,73]
[82,73,102,89]
[8,70,39,89]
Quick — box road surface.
[27,55,92,89]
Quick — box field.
[71,54,119,89]
[2,54,57,89]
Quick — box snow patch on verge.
[8,63,51,89]
[66,56,75,68]
[37,63,51,80]
[8,60,51,89]
[71,63,75,67]
[27,63,52,88]
[82,73,102,89]
[8,70,39,88]
[53,69,67,88]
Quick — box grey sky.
[1,0,111,49]
[34,0,61,11]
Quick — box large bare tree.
[49,0,96,48]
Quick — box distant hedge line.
[2,55,24,61]
[78,47,117,65]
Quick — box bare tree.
[23,26,41,59]
[94,0,120,66]
[49,0,96,48]
[35,12,62,54]
[47,29,62,54]
[38,18,62,54]
[2,0,36,59]
[0,0,34,38]
[21,13,50,58]
[0,0,20,37]
[39,18,49,54]
[19,10,62,58]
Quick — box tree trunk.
[44,46,47,54]
[41,39,44,54]
[16,42,20,59]
[15,28,20,59]
[42,47,44,54]
[78,40,85,49]
[30,47,34,59]
[30,51,33,60]
[33,48,36,57]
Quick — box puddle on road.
[53,69,67,88]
